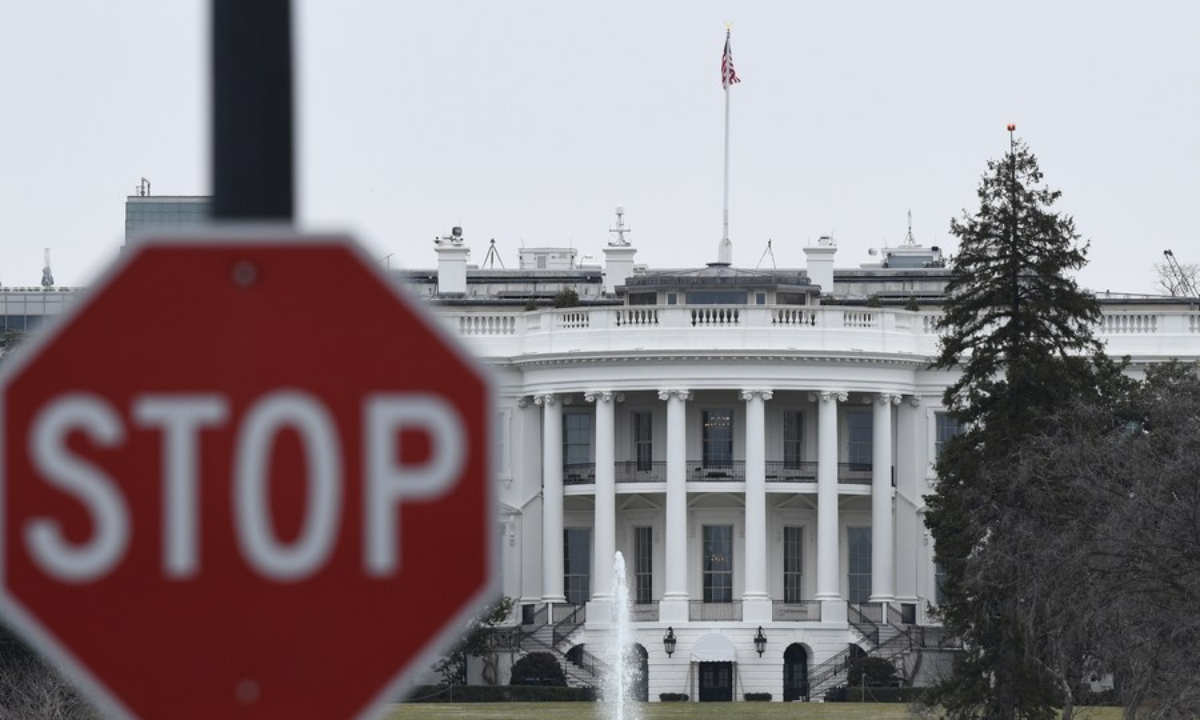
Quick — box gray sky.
[2,1,1197,294]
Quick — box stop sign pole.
[212,0,294,221]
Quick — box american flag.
[721,30,740,89]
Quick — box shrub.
[405,685,594,702]
[553,287,579,308]
[905,295,920,311]
[659,693,689,701]
[509,652,566,687]
[848,656,899,687]
[744,692,772,701]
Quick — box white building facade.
[398,228,1200,702]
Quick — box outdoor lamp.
[753,626,767,656]
[663,627,677,657]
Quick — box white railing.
[443,306,1200,360]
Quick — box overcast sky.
[2,2,1197,294]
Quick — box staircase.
[807,602,926,698]
[514,603,604,688]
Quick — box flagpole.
[720,75,732,264]
[718,25,735,265]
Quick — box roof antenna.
[608,206,632,246]
[137,177,151,197]
[483,239,505,268]
[756,239,776,269]
[41,248,54,289]
[903,209,916,247]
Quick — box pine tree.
[925,132,1115,720]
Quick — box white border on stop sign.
[0,226,501,720]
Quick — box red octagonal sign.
[0,233,496,720]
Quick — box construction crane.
[1162,250,1199,298]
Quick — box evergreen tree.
[925,133,1116,720]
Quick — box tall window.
[634,526,654,604]
[633,411,653,471]
[935,412,963,460]
[563,412,593,473]
[847,411,873,470]
[847,527,872,603]
[703,409,734,467]
[702,525,734,603]
[564,528,591,605]
[783,526,804,603]
[783,410,804,469]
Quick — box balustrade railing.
[838,462,873,484]
[686,460,745,482]
[615,460,666,483]
[689,601,743,621]
[772,601,822,621]
[765,460,817,481]
[563,463,595,485]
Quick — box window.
[935,412,963,460]
[635,526,654,604]
[847,527,872,603]
[778,292,807,306]
[564,528,591,605]
[783,410,804,469]
[703,409,734,467]
[847,411,873,470]
[783,526,804,603]
[629,292,656,306]
[666,293,678,305]
[633,410,653,471]
[703,525,734,603]
[755,292,766,305]
[686,291,747,305]
[563,412,593,475]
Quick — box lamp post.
[663,627,677,658]
[753,626,767,657]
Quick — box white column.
[870,392,900,603]
[588,391,616,603]
[741,389,772,622]
[659,389,691,623]
[814,391,846,605]
[536,394,566,604]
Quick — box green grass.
[383,702,1123,720]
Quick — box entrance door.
[698,662,733,701]
[783,644,809,701]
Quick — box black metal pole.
[211,0,294,221]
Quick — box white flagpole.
[718,26,735,265]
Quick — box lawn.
[384,702,1123,720]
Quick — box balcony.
[568,459,877,486]
[563,463,595,485]
[765,460,817,482]
[615,460,666,483]
[687,461,744,482]
[772,601,822,622]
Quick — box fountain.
[600,551,642,720]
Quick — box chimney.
[435,226,470,295]
[803,235,837,295]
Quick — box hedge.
[659,693,689,702]
[823,685,925,703]
[404,685,595,703]
[744,692,772,701]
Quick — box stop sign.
[0,233,496,720]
